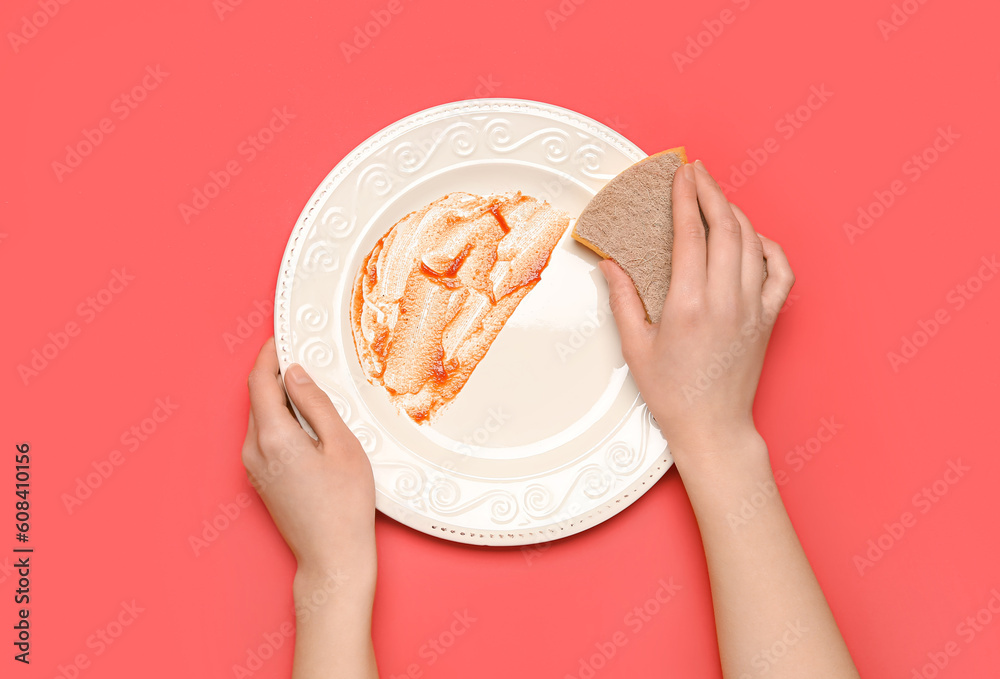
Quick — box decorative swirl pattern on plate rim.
[274,98,672,546]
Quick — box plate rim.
[274,97,672,546]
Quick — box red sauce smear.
[420,242,473,280]
[371,329,389,360]
[488,202,510,233]
[351,193,568,425]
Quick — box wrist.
[669,426,771,480]
[670,434,786,532]
[294,556,376,607]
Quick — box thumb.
[598,260,653,351]
[284,363,350,446]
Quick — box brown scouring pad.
[572,147,765,323]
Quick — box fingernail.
[682,163,695,181]
[694,159,707,173]
[288,363,311,385]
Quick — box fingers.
[669,162,707,294]
[598,260,653,360]
[284,363,351,448]
[730,203,767,297]
[692,160,743,294]
[248,337,298,437]
[758,234,795,314]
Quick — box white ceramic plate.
[275,99,670,546]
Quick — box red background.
[3,0,998,677]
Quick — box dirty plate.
[274,98,670,546]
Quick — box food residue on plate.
[350,191,569,424]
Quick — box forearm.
[292,566,379,679]
[674,434,859,679]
